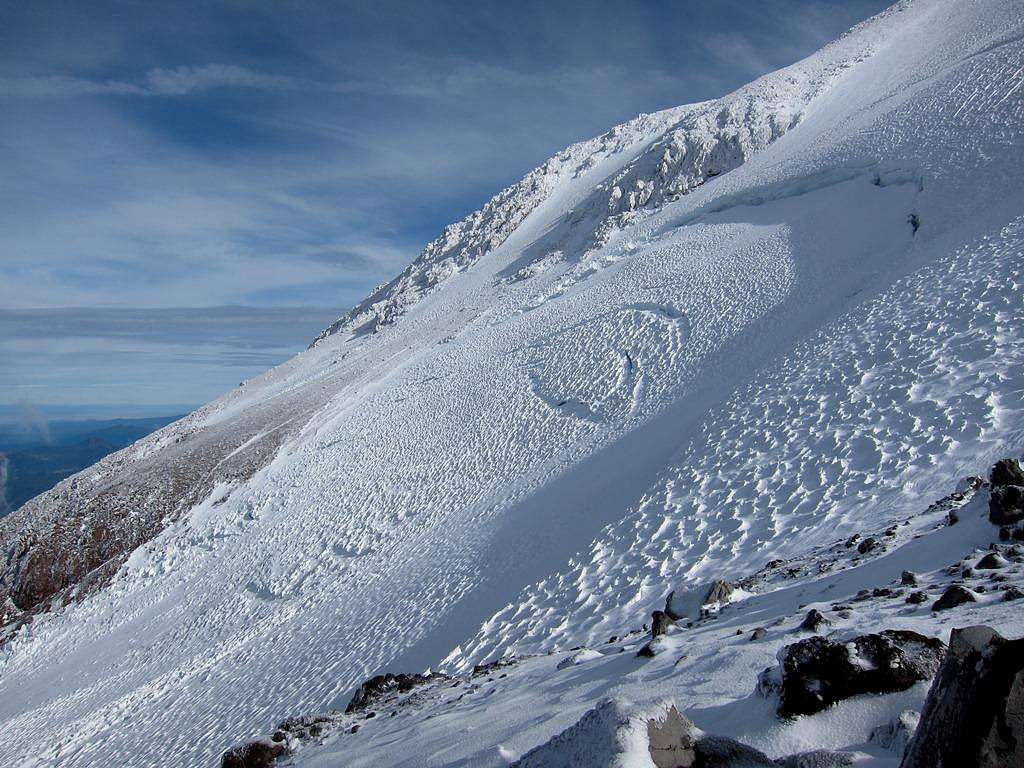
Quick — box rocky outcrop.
[989,458,1024,526]
[346,671,443,713]
[759,630,946,718]
[220,739,284,768]
[900,625,1024,768]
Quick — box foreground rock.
[931,584,977,612]
[221,739,284,768]
[511,699,840,768]
[900,625,1024,768]
[759,630,946,718]
[989,458,1024,525]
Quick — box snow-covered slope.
[2,0,1024,766]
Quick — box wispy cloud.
[0,64,297,98]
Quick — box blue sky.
[0,0,893,412]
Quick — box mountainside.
[2,1,1024,766]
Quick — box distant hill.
[0,415,182,516]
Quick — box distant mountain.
[0,416,182,517]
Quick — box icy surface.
[1,1,1024,766]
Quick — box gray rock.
[932,585,977,612]
[901,570,918,586]
[704,579,734,605]
[1002,585,1024,602]
[900,625,1024,768]
[647,705,697,768]
[750,627,768,641]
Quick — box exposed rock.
[651,610,676,638]
[750,627,767,641]
[775,749,855,768]
[799,609,830,633]
[695,734,775,767]
[346,671,442,713]
[870,710,920,753]
[931,585,977,612]
[856,537,877,555]
[990,458,1024,487]
[900,625,1024,768]
[844,534,860,549]
[636,638,664,658]
[760,630,946,718]
[905,590,928,605]
[989,484,1024,526]
[647,705,697,768]
[976,552,1007,570]
[665,579,735,621]
[901,570,918,586]
[221,739,285,768]
[961,567,975,579]
[1002,585,1024,602]
[955,475,984,494]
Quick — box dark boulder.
[901,570,918,586]
[989,484,1024,526]
[857,537,877,555]
[900,625,1024,768]
[799,609,830,633]
[990,458,1024,487]
[775,749,855,768]
[760,630,946,718]
[976,552,1007,570]
[651,610,676,638]
[932,585,977,612]
[750,627,767,641]
[221,739,284,768]
[694,734,775,767]
[1002,585,1024,602]
[906,590,929,605]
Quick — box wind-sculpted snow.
[1,1,1023,766]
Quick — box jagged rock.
[989,485,1024,526]
[990,458,1024,487]
[901,570,918,586]
[932,585,977,612]
[906,590,929,605]
[976,552,1007,569]
[870,710,919,753]
[346,671,439,713]
[857,537,877,555]
[999,526,1011,541]
[221,739,284,768]
[760,630,946,718]
[472,656,516,676]
[961,566,975,578]
[775,749,855,768]
[900,625,1024,768]
[799,609,830,633]
[651,610,676,638]
[750,627,767,641]
[647,705,697,768]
